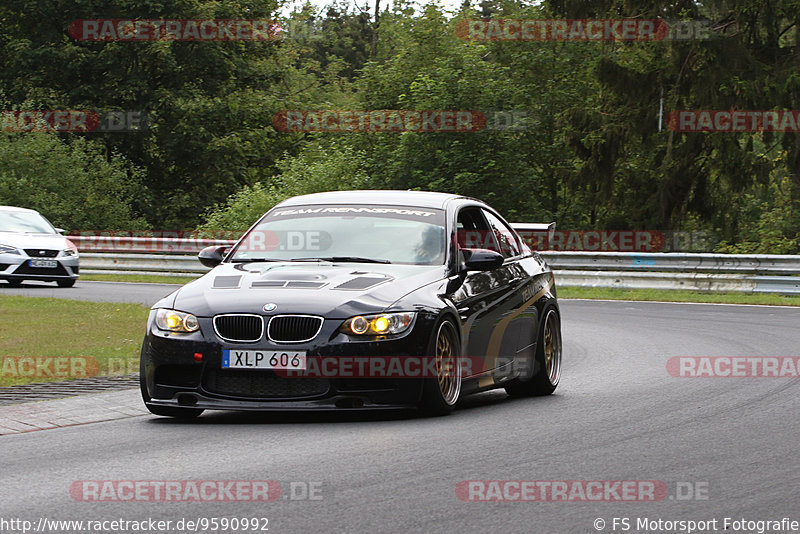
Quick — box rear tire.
[139,345,204,418]
[419,318,462,416]
[505,306,562,397]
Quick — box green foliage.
[0,0,297,228]
[0,134,147,230]
[0,0,798,251]
[714,166,800,254]
[199,140,373,231]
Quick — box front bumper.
[147,393,417,411]
[141,313,437,411]
[0,252,79,282]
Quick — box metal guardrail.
[537,252,800,294]
[69,235,234,254]
[79,253,210,276]
[71,236,800,294]
[539,251,800,274]
[73,236,233,276]
[551,270,800,294]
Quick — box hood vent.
[213,276,242,288]
[252,280,289,288]
[334,276,391,290]
[259,270,326,281]
[251,280,326,289]
[286,281,326,288]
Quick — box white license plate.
[29,259,57,268]
[222,350,306,370]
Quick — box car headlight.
[0,244,20,255]
[155,309,200,333]
[340,312,416,336]
[62,240,79,257]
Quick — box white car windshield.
[230,205,446,265]
[0,210,57,234]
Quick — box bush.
[713,171,800,255]
[0,134,147,230]
[199,140,374,232]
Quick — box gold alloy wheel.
[542,309,562,385]
[435,321,461,405]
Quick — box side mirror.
[55,228,65,234]
[198,245,229,268]
[461,248,504,271]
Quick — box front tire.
[140,346,204,418]
[419,318,462,416]
[57,279,76,288]
[505,306,562,397]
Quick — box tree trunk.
[370,0,380,59]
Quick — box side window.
[482,209,521,258]
[456,207,500,252]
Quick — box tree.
[0,133,147,230]
[0,0,302,228]
[200,138,373,231]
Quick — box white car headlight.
[155,309,200,333]
[339,312,416,336]
[0,244,20,255]
[63,240,79,257]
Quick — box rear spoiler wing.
[510,222,556,243]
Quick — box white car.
[0,206,79,288]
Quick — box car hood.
[0,231,71,251]
[168,261,448,317]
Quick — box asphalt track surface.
[0,279,180,304]
[2,281,800,533]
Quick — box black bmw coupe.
[140,190,562,417]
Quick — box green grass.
[0,296,150,387]
[558,286,800,306]
[80,273,197,284]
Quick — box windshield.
[0,210,57,234]
[229,204,446,265]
